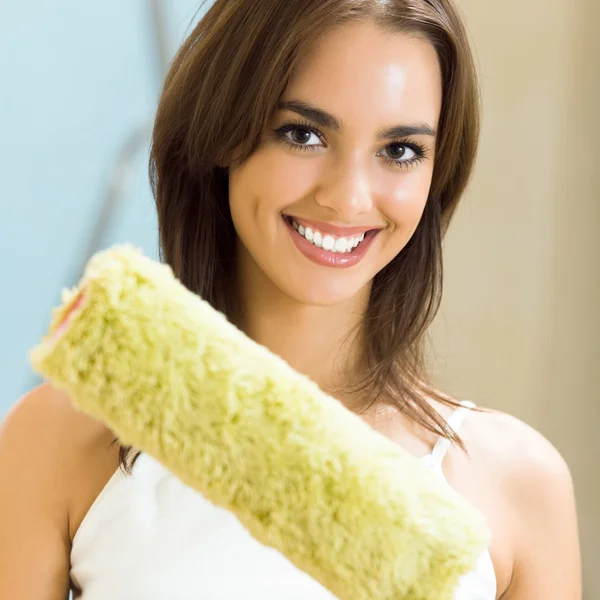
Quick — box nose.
[315,154,374,221]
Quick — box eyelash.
[273,118,429,170]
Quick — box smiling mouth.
[281,214,381,269]
[282,215,379,254]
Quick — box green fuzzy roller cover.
[30,245,490,600]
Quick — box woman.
[0,0,581,598]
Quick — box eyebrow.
[276,100,437,140]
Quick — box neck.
[233,251,370,406]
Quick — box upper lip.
[284,214,383,237]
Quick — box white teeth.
[290,219,368,254]
[334,237,347,253]
[322,235,335,251]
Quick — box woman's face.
[228,21,442,307]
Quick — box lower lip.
[283,216,379,268]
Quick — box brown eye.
[274,122,324,151]
[291,128,312,144]
[387,143,408,159]
[381,143,418,163]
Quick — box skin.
[0,21,581,600]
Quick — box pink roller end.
[50,291,86,343]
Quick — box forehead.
[282,21,442,131]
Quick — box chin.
[270,267,371,309]
[287,287,356,308]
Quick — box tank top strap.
[430,400,476,469]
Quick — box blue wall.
[0,0,204,415]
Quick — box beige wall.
[430,0,599,596]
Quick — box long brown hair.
[120,0,481,472]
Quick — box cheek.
[380,170,432,227]
[233,145,321,214]
[262,149,320,209]
[229,146,323,248]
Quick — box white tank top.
[70,400,497,599]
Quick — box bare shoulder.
[1,381,120,538]
[0,383,120,597]
[466,407,574,489]
[2,381,117,465]
[465,407,581,599]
